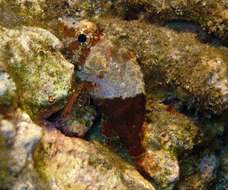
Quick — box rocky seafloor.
[0,0,228,190]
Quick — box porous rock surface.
[135,95,203,189]
[116,0,228,45]
[0,66,16,109]
[2,0,228,46]
[177,153,217,190]
[34,128,156,190]
[98,18,228,114]
[0,109,45,190]
[0,26,74,121]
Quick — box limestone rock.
[0,26,74,121]
[33,128,156,190]
[0,66,16,109]
[98,18,228,114]
[0,109,45,190]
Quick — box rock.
[133,149,179,190]
[2,0,228,46]
[143,98,203,154]
[0,0,110,30]
[0,26,74,121]
[0,109,45,189]
[33,128,156,190]
[219,145,228,188]
[210,143,228,190]
[177,153,217,190]
[114,0,228,45]
[0,65,16,109]
[0,0,61,28]
[98,18,228,114]
[131,95,202,189]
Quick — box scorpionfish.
[58,17,154,176]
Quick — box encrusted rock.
[210,140,228,190]
[33,128,156,190]
[0,65,16,109]
[0,0,111,31]
[219,145,228,188]
[143,97,203,154]
[177,153,217,190]
[133,149,179,190]
[0,26,74,121]
[0,109,44,189]
[115,0,228,45]
[98,18,228,114]
[2,0,228,46]
[133,95,202,188]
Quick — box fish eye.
[78,34,87,43]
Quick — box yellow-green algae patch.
[0,26,74,121]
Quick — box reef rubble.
[0,0,228,190]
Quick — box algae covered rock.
[143,97,203,154]
[133,148,179,190]
[0,0,110,31]
[2,0,228,46]
[0,26,74,121]
[115,0,228,45]
[0,0,59,28]
[0,65,16,109]
[33,128,156,190]
[98,18,228,114]
[0,109,45,190]
[210,143,228,190]
[219,145,228,188]
[177,153,217,190]
[133,95,202,189]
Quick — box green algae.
[0,26,74,121]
